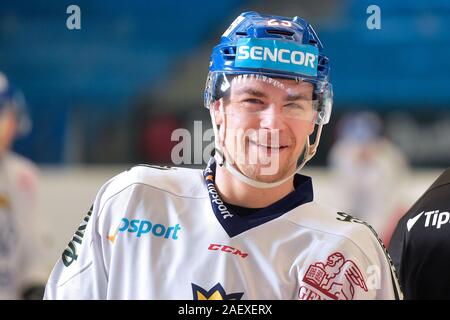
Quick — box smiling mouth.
[248,140,289,150]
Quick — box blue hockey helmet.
[204,12,334,189]
[0,72,31,136]
[204,11,332,125]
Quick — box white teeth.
[258,144,284,148]
[249,141,287,148]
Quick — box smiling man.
[45,11,402,300]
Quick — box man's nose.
[259,104,285,129]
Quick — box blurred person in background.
[0,72,48,299]
[328,111,409,246]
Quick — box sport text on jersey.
[111,217,181,240]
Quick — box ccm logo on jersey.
[109,217,181,241]
[407,210,450,231]
[208,244,248,258]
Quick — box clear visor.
[205,71,333,125]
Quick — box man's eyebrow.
[284,92,312,101]
[233,87,268,98]
[233,87,312,100]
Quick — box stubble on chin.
[234,149,299,183]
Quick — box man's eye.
[243,98,264,104]
[284,103,304,109]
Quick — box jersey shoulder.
[285,201,386,256]
[95,164,207,213]
[426,167,450,192]
[285,202,402,300]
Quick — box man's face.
[213,76,316,183]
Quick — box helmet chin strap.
[209,104,324,189]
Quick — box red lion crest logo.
[300,252,368,300]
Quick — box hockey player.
[0,72,48,299]
[389,168,450,299]
[44,12,402,300]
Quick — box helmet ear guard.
[314,82,333,125]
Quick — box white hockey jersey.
[44,158,402,300]
[0,152,47,299]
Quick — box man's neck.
[215,164,295,208]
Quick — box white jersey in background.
[328,137,409,245]
[0,152,47,299]
[44,158,402,300]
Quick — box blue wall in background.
[1,0,450,163]
[1,0,241,163]
[319,0,450,109]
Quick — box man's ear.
[211,99,223,125]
